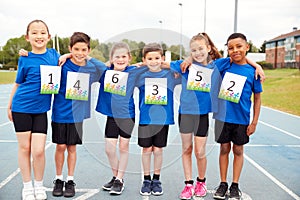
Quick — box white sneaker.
[34,186,47,200]
[22,188,35,200]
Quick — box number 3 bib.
[104,70,129,96]
[145,78,167,105]
[65,72,90,101]
[218,72,247,103]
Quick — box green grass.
[1,69,300,116]
[261,69,300,116]
[0,71,16,84]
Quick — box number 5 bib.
[40,65,61,94]
[218,72,247,103]
[65,72,90,101]
[187,64,212,92]
[104,70,129,96]
[145,78,167,105]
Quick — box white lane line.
[244,153,300,200]
[262,106,300,119]
[0,121,11,127]
[259,120,300,140]
[0,142,52,189]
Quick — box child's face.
[69,42,90,66]
[110,48,131,71]
[25,22,50,52]
[227,38,249,64]
[143,51,164,72]
[190,39,211,64]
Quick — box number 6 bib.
[145,78,167,105]
[40,65,61,94]
[104,70,129,96]
[218,72,247,103]
[65,72,90,101]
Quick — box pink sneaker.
[194,181,207,197]
[179,184,194,200]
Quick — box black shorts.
[214,120,249,145]
[12,112,48,134]
[105,117,135,139]
[51,121,83,145]
[138,124,169,148]
[178,114,209,137]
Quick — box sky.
[0,0,299,52]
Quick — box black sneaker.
[229,184,242,200]
[64,180,76,197]
[52,179,64,197]
[213,182,228,199]
[102,177,116,191]
[109,179,124,195]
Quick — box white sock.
[34,180,43,188]
[55,175,63,181]
[66,176,74,181]
[23,181,33,189]
[115,177,123,183]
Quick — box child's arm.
[246,58,265,82]
[180,56,193,73]
[247,93,261,136]
[7,83,19,121]
[58,53,71,66]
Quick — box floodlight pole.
[179,3,183,59]
[234,0,238,32]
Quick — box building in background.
[265,28,300,68]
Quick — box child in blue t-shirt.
[51,32,106,198]
[136,43,181,196]
[212,33,262,200]
[7,19,60,200]
[95,42,147,195]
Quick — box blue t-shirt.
[171,60,215,115]
[136,69,181,125]
[52,58,106,123]
[212,60,263,125]
[12,48,60,113]
[95,65,148,118]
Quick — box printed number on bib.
[218,72,247,103]
[40,65,61,94]
[145,78,167,105]
[65,72,90,101]
[104,70,129,96]
[187,64,212,92]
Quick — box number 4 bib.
[145,78,167,105]
[104,70,129,96]
[65,72,90,101]
[218,72,247,103]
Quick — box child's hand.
[7,107,13,122]
[58,53,71,66]
[174,72,180,79]
[255,65,265,83]
[19,49,28,57]
[180,56,193,73]
[246,123,257,136]
[161,61,170,69]
[132,62,145,67]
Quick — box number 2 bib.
[40,65,61,94]
[145,78,167,105]
[187,64,212,92]
[218,72,247,103]
[104,70,129,96]
[65,72,90,101]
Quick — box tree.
[259,41,266,53]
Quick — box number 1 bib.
[104,70,129,96]
[65,72,90,101]
[187,64,212,92]
[145,78,167,105]
[40,65,61,94]
[218,72,247,103]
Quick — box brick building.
[265,28,300,68]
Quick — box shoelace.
[182,185,193,194]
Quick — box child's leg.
[66,145,77,177]
[55,144,67,176]
[105,138,119,177]
[142,147,153,176]
[194,136,207,179]
[31,133,47,181]
[116,136,130,179]
[153,146,163,176]
[180,133,193,181]
[232,144,244,183]
[16,132,32,182]
[219,143,231,182]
